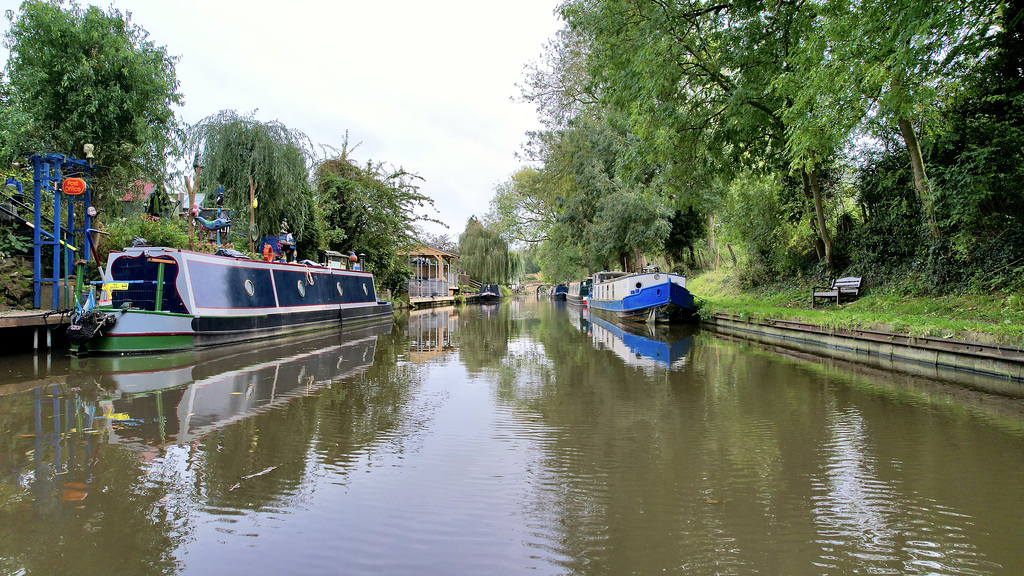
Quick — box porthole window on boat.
[362,283,368,296]
[336,282,344,296]
[635,282,642,289]
[244,279,255,297]
[297,280,306,297]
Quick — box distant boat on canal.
[476,283,502,303]
[550,284,568,301]
[567,278,592,306]
[588,266,696,323]
[67,245,393,355]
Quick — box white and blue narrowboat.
[567,277,592,306]
[67,246,393,354]
[588,266,696,322]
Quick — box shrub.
[97,214,189,263]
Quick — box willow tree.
[187,110,314,253]
[459,217,511,284]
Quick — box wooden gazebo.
[399,244,459,305]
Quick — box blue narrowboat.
[477,283,502,303]
[550,284,568,300]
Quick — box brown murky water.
[1,298,1022,575]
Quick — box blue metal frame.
[29,154,92,310]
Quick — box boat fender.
[66,310,119,347]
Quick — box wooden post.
[185,163,201,250]
[248,175,256,254]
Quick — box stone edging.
[704,312,1024,396]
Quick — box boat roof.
[594,270,629,282]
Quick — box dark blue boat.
[477,283,502,303]
[551,284,568,300]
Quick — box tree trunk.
[707,213,717,268]
[803,167,835,271]
[897,117,939,238]
[632,247,646,272]
[185,164,201,250]
[726,242,737,267]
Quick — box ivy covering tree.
[314,142,441,293]
[1,0,182,205]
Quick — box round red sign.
[62,178,87,195]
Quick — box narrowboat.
[477,283,502,303]
[550,283,568,300]
[67,246,393,355]
[588,266,696,323]
[567,277,592,306]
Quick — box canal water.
[1,298,1022,576]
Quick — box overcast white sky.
[1,0,562,239]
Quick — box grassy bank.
[689,269,1024,347]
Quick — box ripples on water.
[0,299,1021,575]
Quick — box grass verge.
[689,269,1024,347]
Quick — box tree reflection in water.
[0,299,1021,576]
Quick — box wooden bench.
[811,276,862,307]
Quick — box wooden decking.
[409,295,456,308]
[0,309,71,329]
[0,309,70,351]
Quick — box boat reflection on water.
[582,310,696,370]
[67,320,392,446]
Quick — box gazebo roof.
[400,244,458,260]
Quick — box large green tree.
[783,0,997,238]
[507,0,1021,289]
[2,0,182,202]
[552,0,834,268]
[314,144,440,293]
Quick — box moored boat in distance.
[67,246,393,355]
[588,266,696,323]
[477,283,502,303]
[550,283,568,300]
[567,277,592,306]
